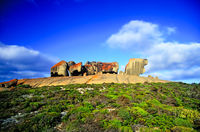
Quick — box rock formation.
[125,58,148,76]
[50,58,148,77]
[97,62,119,74]
[84,62,98,75]
[51,60,68,77]
[119,71,124,75]
[69,62,83,76]
[68,61,76,67]
[0,79,18,88]
[84,61,119,75]
[51,60,119,77]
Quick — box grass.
[0,82,200,132]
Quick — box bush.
[16,84,31,88]
[176,108,200,121]
[145,114,174,130]
[174,118,193,128]
[16,112,61,131]
[118,108,131,121]
[171,126,195,132]
[129,107,149,117]
[102,119,121,129]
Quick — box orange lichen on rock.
[0,79,18,88]
[70,62,82,69]
[0,79,18,85]
[69,62,83,76]
[101,62,117,71]
[17,79,28,85]
[51,60,67,69]
[84,64,93,68]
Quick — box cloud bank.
[0,42,57,82]
[106,20,200,81]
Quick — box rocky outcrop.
[125,58,148,76]
[51,60,119,77]
[0,79,18,88]
[69,62,83,76]
[68,61,76,67]
[19,74,169,87]
[84,63,97,75]
[84,61,119,75]
[51,60,68,77]
[50,58,149,77]
[119,71,124,75]
[98,62,119,74]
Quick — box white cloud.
[0,44,39,61]
[144,42,200,80]
[106,20,200,81]
[106,20,163,50]
[0,42,58,82]
[146,42,200,71]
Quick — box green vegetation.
[0,82,200,131]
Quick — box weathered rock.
[0,79,18,88]
[119,71,124,75]
[19,74,169,87]
[84,61,99,75]
[125,58,148,76]
[67,61,76,67]
[51,60,68,77]
[85,61,97,65]
[69,62,83,76]
[98,62,119,74]
[84,61,119,75]
[84,64,97,75]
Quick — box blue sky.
[0,0,200,83]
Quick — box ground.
[0,82,200,132]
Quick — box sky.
[0,0,200,83]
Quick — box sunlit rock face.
[125,58,148,76]
[84,61,98,75]
[84,61,119,75]
[50,60,68,77]
[99,62,119,74]
[0,79,18,88]
[69,62,83,76]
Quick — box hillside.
[0,82,200,132]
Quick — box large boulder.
[84,64,97,75]
[68,61,76,67]
[84,61,119,75]
[0,79,18,88]
[84,61,98,75]
[51,60,68,77]
[69,62,83,76]
[97,62,119,74]
[125,58,148,76]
